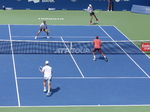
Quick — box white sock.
[103,55,106,58]
[44,87,46,90]
[93,55,96,58]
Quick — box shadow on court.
[95,56,107,61]
[93,23,99,25]
[49,87,61,97]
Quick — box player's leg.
[47,82,51,95]
[35,29,42,39]
[107,4,110,11]
[99,50,108,62]
[93,13,100,21]
[92,49,96,60]
[90,14,93,25]
[110,4,112,11]
[43,79,47,92]
[46,77,51,96]
[44,29,50,38]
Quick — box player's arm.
[41,67,45,74]
[39,25,43,30]
[100,41,102,47]
[93,40,95,45]
[87,7,93,13]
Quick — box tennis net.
[0,40,150,54]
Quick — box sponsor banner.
[131,5,150,15]
[0,0,150,10]
[141,43,150,51]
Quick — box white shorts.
[44,76,52,83]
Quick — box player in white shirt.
[35,21,50,39]
[41,61,52,96]
[87,4,100,25]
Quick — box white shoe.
[47,36,50,39]
[93,58,96,61]
[43,89,47,93]
[35,36,37,39]
[47,92,51,96]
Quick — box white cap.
[45,61,49,64]
[89,4,92,7]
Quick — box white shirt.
[40,23,47,29]
[87,6,93,13]
[42,65,52,77]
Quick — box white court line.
[1,104,150,107]
[8,24,21,107]
[60,37,85,78]
[99,26,150,78]
[17,77,149,80]
[11,36,109,38]
[113,26,150,59]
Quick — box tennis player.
[87,4,100,25]
[92,36,108,61]
[35,21,50,39]
[41,61,52,96]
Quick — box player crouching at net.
[35,21,50,39]
[92,36,108,61]
[87,4,100,25]
[41,61,52,96]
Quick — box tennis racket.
[38,66,43,72]
[46,28,50,32]
[94,9,100,13]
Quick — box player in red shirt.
[92,36,108,61]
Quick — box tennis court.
[0,24,150,107]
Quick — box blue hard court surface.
[0,25,150,106]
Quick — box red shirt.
[93,39,102,48]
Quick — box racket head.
[94,9,100,13]
[39,66,43,72]
[47,28,50,32]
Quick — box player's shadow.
[93,23,99,25]
[49,87,60,97]
[97,56,106,61]
[37,37,52,39]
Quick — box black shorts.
[92,48,102,52]
[90,12,95,16]
[39,28,46,31]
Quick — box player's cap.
[96,36,99,39]
[89,4,92,7]
[45,61,49,64]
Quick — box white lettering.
[28,0,40,3]
[55,48,91,54]
[38,18,64,20]
[42,0,55,2]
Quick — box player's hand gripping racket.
[38,66,43,72]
